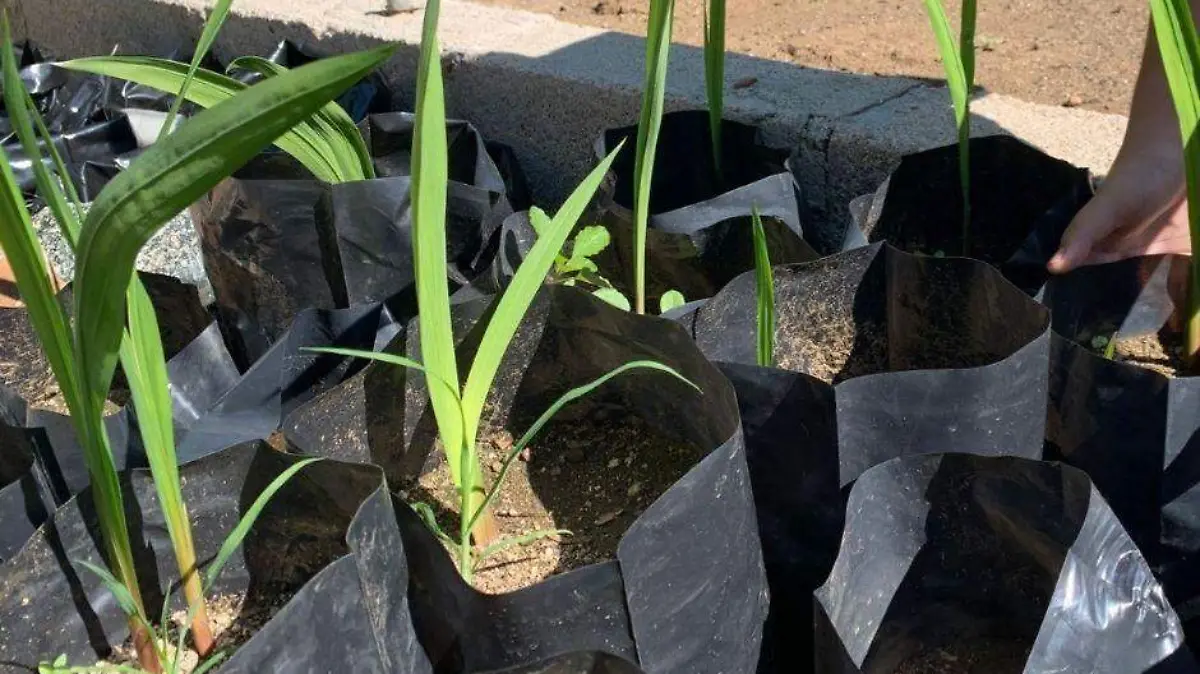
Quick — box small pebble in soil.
[1063,94,1085,107]
[493,430,514,451]
[490,460,503,472]
[607,458,620,468]
[594,509,622,526]
[519,447,531,461]
[628,482,642,497]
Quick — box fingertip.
[1047,251,1073,274]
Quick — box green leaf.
[466,360,696,535]
[73,44,396,421]
[473,529,571,570]
[922,0,973,249]
[410,502,455,546]
[559,256,598,275]
[206,457,322,586]
[703,0,725,177]
[302,346,463,407]
[632,0,675,314]
[592,287,631,311]
[410,0,471,491]
[459,142,625,461]
[76,559,144,620]
[60,56,346,182]
[159,0,233,142]
[571,225,611,258]
[751,207,775,368]
[528,206,550,237]
[227,55,375,180]
[658,289,685,313]
[1150,0,1200,360]
[191,653,228,674]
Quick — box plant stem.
[177,546,214,656]
[958,0,975,254]
[632,0,674,314]
[130,619,162,674]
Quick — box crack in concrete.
[832,82,929,123]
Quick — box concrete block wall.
[14,0,1129,235]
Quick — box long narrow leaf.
[466,359,695,535]
[632,0,675,314]
[228,55,375,180]
[460,142,625,458]
[751,207,775,368]
[473,529,571,571]
[302,346,463,404]
[60,56,345,182]
[923,0,972,249]
[205,458,322,585]
[73,44,396,416]
[703,0,725,177]
[1150,0,1200,361]
[411,0,469,494]
[159,0,234,141]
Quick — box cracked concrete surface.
[16,0,1127,239]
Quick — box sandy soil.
[474,0,1147,115]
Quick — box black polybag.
[0,442,434,673]
[191,112,528,367]
[674,242,1053,672]
[233,40,392,122]
[840,135,1093,294]
[814,453,1194,673]
[0,295,399,562]
[285,286,769,673]
[592,110,818,307]
[1038,255,1200,646]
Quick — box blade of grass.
[204,458,322,585]
[632,0,675,314]
[923,0,973,252]
[1150,0,1200,364]
[158,0,234,142]
[703,0,725,179]
[751,207,775,368]
[459,142,625,474]
[227,56,375,180]
[472,529,571,571]
[60,56,346,182]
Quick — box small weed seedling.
[1149,0,1200,365]
[751,206,775,368]
[923,0,976,253]
[310,0,698,583]
[0,4,393,669]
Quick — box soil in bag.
[677,242,1052,673]
[194,113,525,367]
[286,286,767,674]
[814,453,1194,674]
[0,272,210,414]
[1039,255,1200,647]
[845,135,1092,294]
[592,110,817,306]
[0,441,434,674]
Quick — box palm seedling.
[923,0,976,254]
[310,0,698,583]
[1149,0,1200,365]
[704,0,725,180]
[0,10,394,669]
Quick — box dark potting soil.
[893,637,1031,673]
[403,407,706,595]
[0,308,126,414]
[772,261,1006,384]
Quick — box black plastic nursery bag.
[677,242,1053,673]
[192,113,526,367]
[0,442,434,673]
[1038,255,1200,645]
[594,110,817,306]
[814,453,1194,673]
[286,286,768,674]
[843,135,1093,294]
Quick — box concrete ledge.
[15,0,1127,234]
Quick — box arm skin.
[1047,3,1199,273]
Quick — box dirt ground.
[476,0,1147,115]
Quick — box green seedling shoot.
[631,0,675,314]
[923,0,976,253]
[308,0,698,584]
[1149,0,1200,365]
[704,0,725,179]
[542,223,629,310]
[0,7,394,669]
[751,206,775,368]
